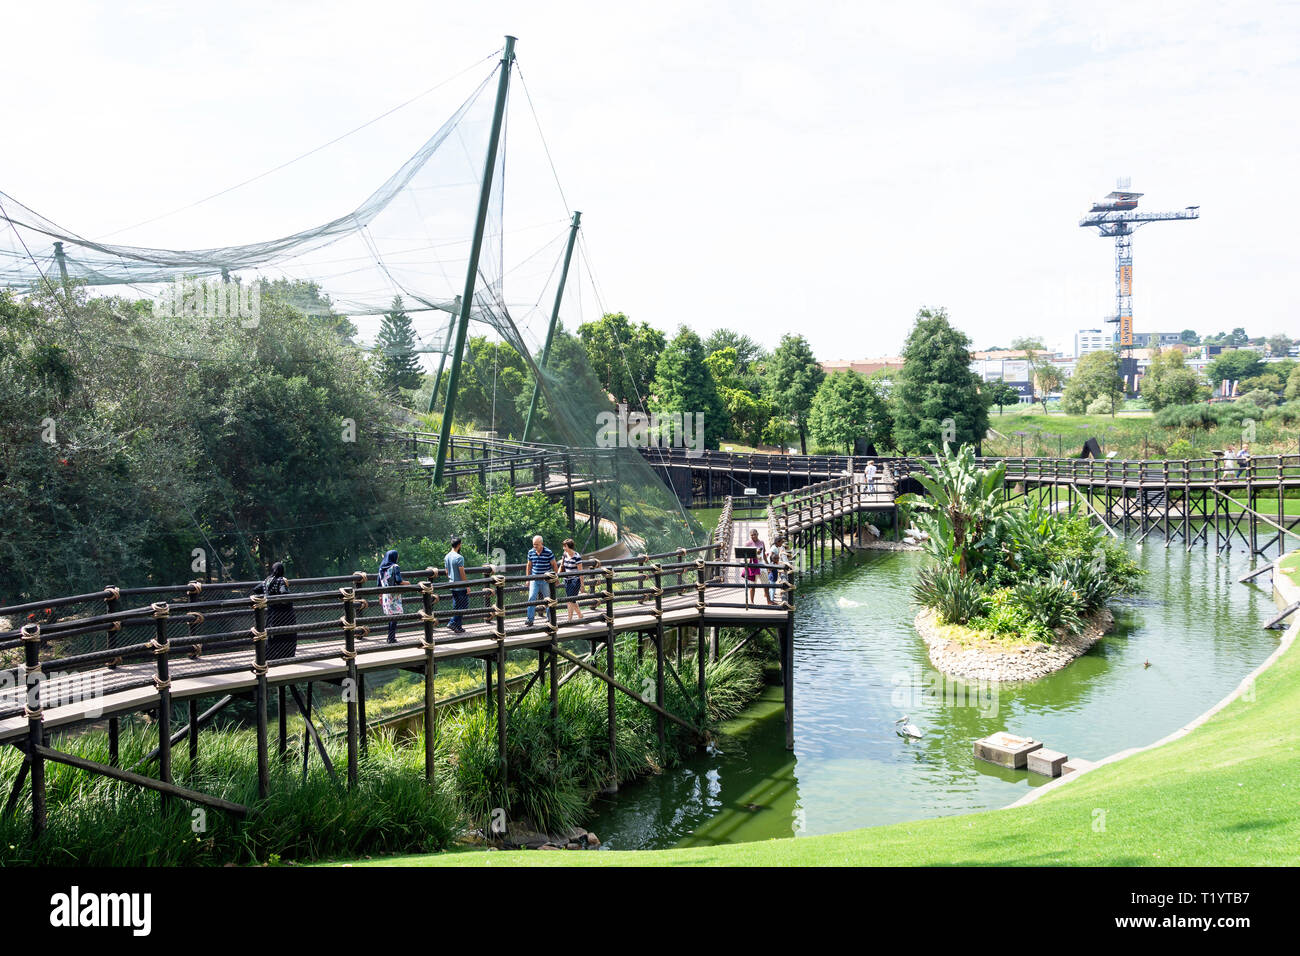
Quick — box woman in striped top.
[561,538,584,623]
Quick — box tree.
[1179,329,1201,346]
[1228,327,1250,348]
[254,278,356,340]
[1033,364,1064,412]
[704,346,775,447]
[1267,333,1293,357]
[702,329,767,377]
[891,307,989,452]
[374,295,423,398]
[808,371,893,453]
[1140,347,1203,411]
[1062,349,1124,416]
[577,312,665,412]
[763,334,825,454]
[650,327,726,450]
[1204,349,1264,388]
[984,380,1020,415]
[1287,365,1300,401]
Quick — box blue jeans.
[450,588,468,628]
[526,579,550,625]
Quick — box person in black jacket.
[255,561,298,660]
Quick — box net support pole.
[522,209,582,442]
[428,296,461,415]
[432,36,516,484]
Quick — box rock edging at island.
[915,606,1115,682]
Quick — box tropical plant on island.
[901,444,1142,642]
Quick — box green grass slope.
[349,619,1299,868]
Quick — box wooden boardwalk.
[1,525,795,834]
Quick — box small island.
[904,444,1143,682]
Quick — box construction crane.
[1079,178,1199,391]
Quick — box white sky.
[3,0,1298,359]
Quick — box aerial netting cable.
[0,47,702,599]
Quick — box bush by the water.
[903,444,1142,641]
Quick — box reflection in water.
[587,544,1280,850]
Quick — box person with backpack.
[378,549,404,644]
[253,561,298,660]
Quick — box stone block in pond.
[974,732,1042,769]
[1027,748,1068,777]
[1062,757,1095,776]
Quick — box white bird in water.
[837,597,860,608]
[895,715,923,739]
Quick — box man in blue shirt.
[445,536,468,634]
[525,535,557,626]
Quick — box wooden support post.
[710,625,719,663]
[151,603,173,809]
[301,683,313,780]
[357,672,368,758]
[190,698,201,771]
[21,624,45,838]
[420,581,437,784]
[250,594,270,800]
[547,573,559,721]
[341,586,359,790]
[276,686,286,764]
[653,563,665,757]
[492,574,508,801]
[604,567,617,789]
[108,717,119,768]
[781,619,795,750]
[695,558,708,725]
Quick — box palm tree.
[900,444,1011,576]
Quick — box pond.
[585,543,1282,848]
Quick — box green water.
[586,543,1283,849]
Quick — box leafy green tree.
[1062,348,1124,416]
[1140,348,1203,410]
[650,327,726,450]
[764,333,824,454]
[984,380,1020,415]
[375,295,423,398]
[703,329,767,379]
[1204,349,1264,387]
[1267,334,1293,357]
[704,346,774,446]
[891,308,988,452]
[1179,329,1201,345]
[254,278,356,340]
[443,335,529,437]
[463,483,569,565]
[1287,365,1300,402]
[808,371,892,453]
[577,312,665,412]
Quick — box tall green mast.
[432,36,516,484]
[521,209,581,442]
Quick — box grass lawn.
[341,599,1300,867]
[1280,551,1300,588]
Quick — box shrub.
[1011,574,1086,634]
[913,563,989,625]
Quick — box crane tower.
[1079,178,1199,390]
